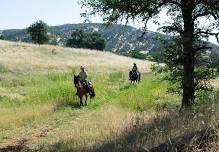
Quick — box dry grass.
[1,103,217,152]
[0,40,152,73]
[0,104,148,150]
[211,78,219,88]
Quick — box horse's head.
[73,74,79,87]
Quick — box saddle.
[80,80,92,91]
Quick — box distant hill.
[1,23,219,53]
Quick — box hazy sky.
[0,0,159,30]
[0,0,218,44]
[0,0,100,30]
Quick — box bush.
[129,50,146,60]
[0,35,5,40]
[66,29,106,51]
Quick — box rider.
[132,63,138,74]
[79,66,88,83]
[129,63,139,80]
[78,66,91,91]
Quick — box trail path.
[0,104,149,151]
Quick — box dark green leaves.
[27,20,49,45]
[66,29,106,50]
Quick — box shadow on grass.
[0,138,33,152]
[78,111,217,152]
[53,95,82,110]
[3,110,216,152]
[1,103,218,152]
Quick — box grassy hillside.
[0,40,218,152]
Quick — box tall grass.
[0,41,218,151]
[0,71,176,141]
[35,94,219,152]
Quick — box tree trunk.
[181,1,195,109]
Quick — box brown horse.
[73,75,95,106]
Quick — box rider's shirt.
[79,71,88,81]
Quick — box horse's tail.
[89,87,95,98]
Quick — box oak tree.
[27,20,49,45]
[82,0,219,109]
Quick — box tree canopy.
[27,20,49,45]
[82,0,219,109]
[66,29,106,50]
[0,35,5,40]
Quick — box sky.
[0,0,101,30]
[0,0,160,30]
[0,0,218,44]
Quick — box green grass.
[1,68,218,152]
[0,70,178,133]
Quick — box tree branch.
[195,29,219,42]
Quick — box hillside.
[0,40,218,152]
[0,40,151,73]
[2,23,218,53]
[1,23,164,52]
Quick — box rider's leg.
[85,80,91,91]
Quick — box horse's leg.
[80,96,83,106]
[85,95,88,106]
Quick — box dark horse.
[129,71,141,83]
[73,75,95,106]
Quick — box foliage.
[81,0,219,108]
[27,20,49,45]
[151,37,216,96]
[0,35,5,40]
[49,35,60,45]
[66,29,106,50]
[129,50,146,60]
[210,51,219,73]
[147,50,163,63]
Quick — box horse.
[129,70,141,83]
[73,75,95,106]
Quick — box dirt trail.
[0,104,148,151]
